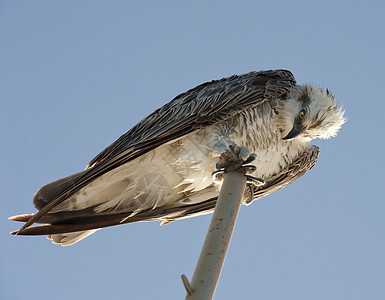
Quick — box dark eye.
[299,109,306,119]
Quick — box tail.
[9,196,219,246]
[9,210,151,246]
[13,170,89,234]
[9,214,99,246]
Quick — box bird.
[10,69,345,246]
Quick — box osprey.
[10,69,345,246]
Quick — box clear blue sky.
[1,1,384,299]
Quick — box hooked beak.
[282,122,302,140]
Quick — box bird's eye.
[299,109,306,119]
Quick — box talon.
[240,165,256,174]
[212,169,225,182]
[228,144,236,155]
[212,141,262,189]
[216,162,224,170]
[211,141,264,206]
[245,175,265,186]
[245,185,254,205]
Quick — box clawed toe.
[246,175,265,186]
[215,145,256,171]
[243,153,256,165]
[227,144,252,162]
[243,176,265,205]
[211,141,265,204]
[212,168,225,183]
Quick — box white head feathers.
[304,85,346,139]
[276,85,346,140]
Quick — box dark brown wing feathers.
[86,70,295,169]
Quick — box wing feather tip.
[9,214,34,222]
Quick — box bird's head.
[276,85,346,141]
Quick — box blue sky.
[1,1,384,299]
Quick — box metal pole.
[183,169,247,300]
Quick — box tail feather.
[9,200,218,245]
[9,214,34,222]
[11,217,131,236]
[48,230,98,246]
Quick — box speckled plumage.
[10,69,345,245]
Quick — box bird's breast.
[208,104,309,179]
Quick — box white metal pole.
[183,169,247,300]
